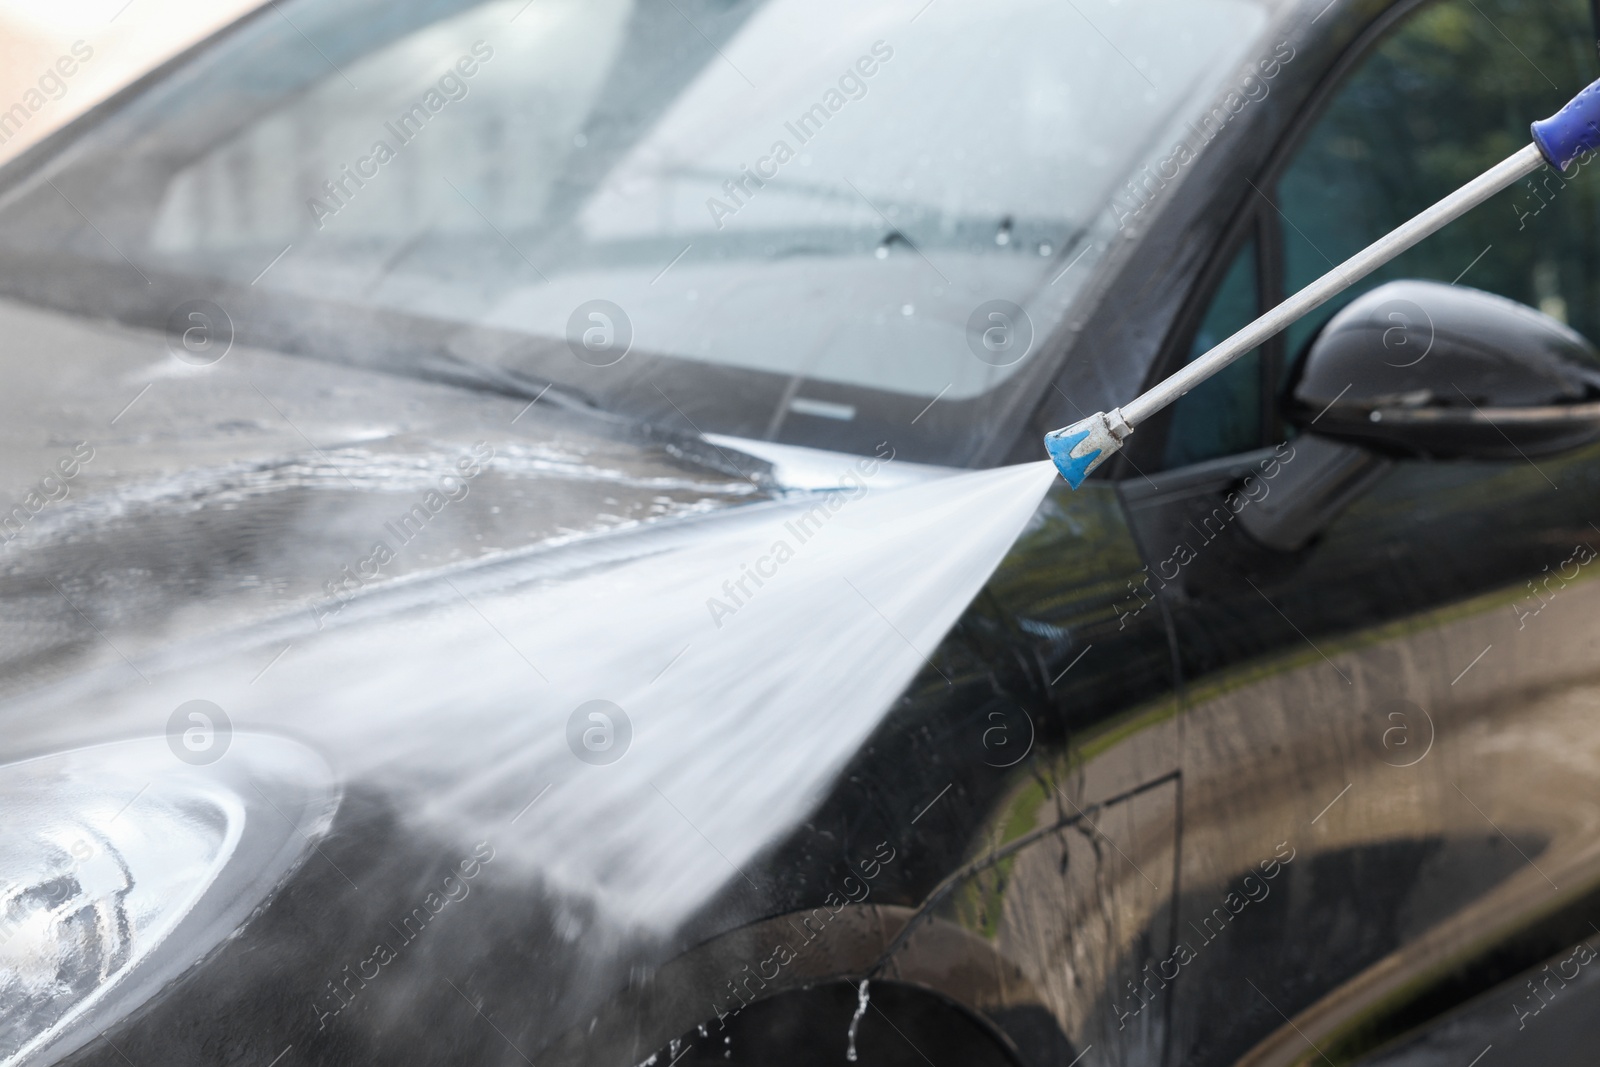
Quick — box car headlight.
[0,734,339,1067]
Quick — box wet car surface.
[5,0,1600,1065]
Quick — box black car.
[3,0,1600,1064]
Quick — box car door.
[1114,0,1600,1064]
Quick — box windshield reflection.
[0,0,1270,464]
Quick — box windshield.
[0,0,1268,465]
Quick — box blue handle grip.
[1532,76,1600,171]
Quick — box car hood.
[0,295,786,692]
[0,296,1058,1066]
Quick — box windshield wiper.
[418,350,604,414]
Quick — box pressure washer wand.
[1043,75,1600,488]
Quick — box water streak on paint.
[846,979,871,1061]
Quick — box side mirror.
[1290,279,1600,456]
[1240,281,1600,552]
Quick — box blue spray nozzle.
[1532,75,1600,171]
[1043,409,1130,489]
[1044,426,1098,489]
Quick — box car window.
[1160,234,1263,469]
[0,0,1277,467]
[1276,0,1598,362]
